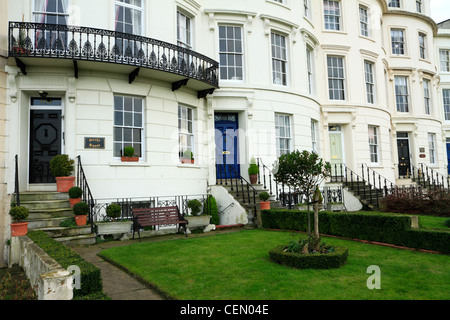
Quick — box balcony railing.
[8,21,219,88]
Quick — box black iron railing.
[412,163,449,191]
[361,164,396,196]
[14,155,20,206]
[9,21,219,88]
[76,155,95,233]
[92,194,212,223]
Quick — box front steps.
[18,191,96,246]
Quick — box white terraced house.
[0,0,449,266]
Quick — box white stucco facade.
[1,0,449,265]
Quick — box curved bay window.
[33,0,68,50]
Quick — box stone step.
[17,192,69,202]
[27,216,70,229]
[28,208,74,219]
[33,225,93,238]
[54,234,97,247]
[20,199,71,211]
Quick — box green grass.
[98,229,450,300]
[418,215,450,230]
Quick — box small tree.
[273,150,331,252]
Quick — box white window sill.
[109,161,151,167]
[177,163,202,169]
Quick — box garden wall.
[8,236,73,300]
[261,209,450,254]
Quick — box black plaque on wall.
[84,137,105,149]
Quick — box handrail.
[361,164,396,196]
[76,155,95,233]
[8,21,219,88]
[14,155,20,206]
[418,163,449,191]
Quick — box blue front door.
[215,113,240,179]
[447,143,450,175]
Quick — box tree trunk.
[314,202,319,251]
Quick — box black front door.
[397,133,410,177]
[29,109,62,183]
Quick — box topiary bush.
[9,206,29,222]
[259,192,270,201]
[73,202,89,216]
[205,195,219,225]
[68,186,82,199]
[123,146,135,157]
[49,154,75,177]
[106,203,122,221]
[187,199,203,216]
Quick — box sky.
[430,0,450,24]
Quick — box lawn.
[98,229,450,300]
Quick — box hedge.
[27,231,104,298]
[269,245,349,269]
[261,209,450,254]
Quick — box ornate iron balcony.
[8,21,219,89]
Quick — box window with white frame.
[304,0,311,20]
[271,32,288,86]
[423,79,431,115]
[275,114,292,157]
[394,76,409,113]
[311,120,319,153]
[327,56,345,100]
[443,89,450,121]
[113,96,144,158]
[364,60,375,104]
[440,49,450,72]
[33,0,69,48]
[219,25,244,81]
[418,33,427,60]
[368,126,379,163]
[178,105,195,162]
[428,133,436,164]
[388,0,400,8]
[391,29,406,55]
[306,46,314,94]
[359,5,369,37]
[416,0,422,13]
[115,0,143,35]
[177,11,192,49]
[323,0,341,31]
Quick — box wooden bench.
[132,206,188,240]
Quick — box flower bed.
[269,245,348,269]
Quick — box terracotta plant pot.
[249,174,258,184]
[121,156,139,162]
[260,201,271,210]
[56,176,76,193]
[75,215,87,226]
[11,222,29,237]
[70,198,81,208]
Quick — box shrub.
[123,146,135,157]
[27,231,104,298]
[269,245,348,269]
[106,204,122,221]
[9,206,29,222]
[261,209,450,254]
[444,219,450,228]
[259,192,270,201]
[73,202,89,216]
[248,163,259,175]
[49,154,75,177]
[68,186,82,199]
[187,199,202,216]
[205,195,219,225]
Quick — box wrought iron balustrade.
[9,21,219,88]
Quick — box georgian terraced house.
[1,0,449,266]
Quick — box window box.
[121,156,139,162]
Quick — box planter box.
[95,220,133,241]
[327,203,344,211]
[185,215,211,230]
[121,156,139,162]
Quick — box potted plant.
[259,192,271,210]
[121,146,139,162]
[181,150,194,164]
[248,157,259,184]
[68,186,82,208]
[9,206,29,237]
[95,203,133,241]
[73,201,89,226]
[50,154,75,192]
[184,199,212,230]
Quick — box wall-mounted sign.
[419,147,425,153]
[84,137,105,149]
[419,154,426,158]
